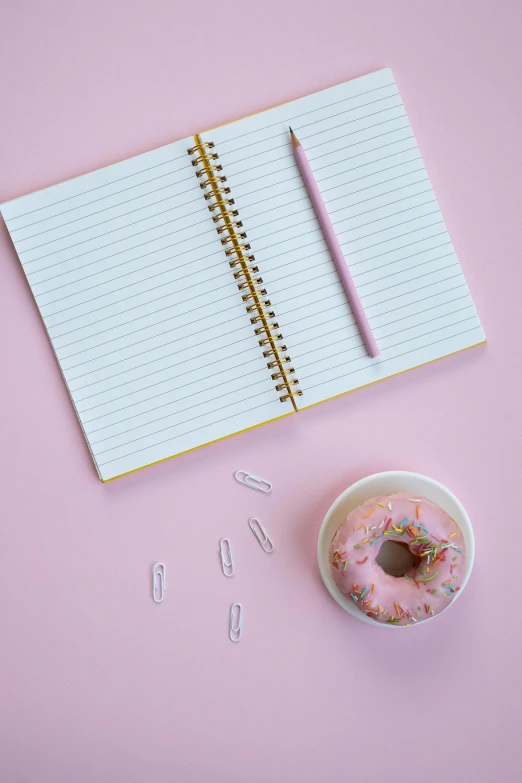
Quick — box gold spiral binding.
[188,134,302,409]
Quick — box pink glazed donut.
[329,492,466,625]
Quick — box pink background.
[1,1,521,781]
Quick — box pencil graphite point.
[289,127,300,148]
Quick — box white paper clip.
[248,517,275,553]
[234,470,272,493]
[229,603,243,643]
[152,563,166,603]
[219,538,234,577]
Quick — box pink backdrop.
[1,2,521,781]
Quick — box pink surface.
[1,1,521,781]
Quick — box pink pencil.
[289,127,379,358]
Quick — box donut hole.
[376,540,421,577]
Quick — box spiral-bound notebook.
[1,68,485,481]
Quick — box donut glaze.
[329,492,466,625]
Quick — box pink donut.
[329,492,466,625]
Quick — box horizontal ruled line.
[34,218,220,295]
[46,173,430,316]
[236,139,418,194]
[236,146,420,205]
[64,238,454,373]
[291,303,475,357]
[70,318,247,388]
[31,223,219,289]
[73,330,254,402]
[89,374,272,445]
[24,205,216,268]
[60,294,242,362]
[43,259,232,320]
[83,352,267,427]
[53,276,239,350]
[17,181,198,250]
[230,124,412,179]
[284,286,469,339]
[223,96,402,157]
[78,340,259,413]
[213,81,396,147]
[95,387,276,457]
[8,151,189,225]
[302,101,402,143]
[49,267,234,339]
[255,209,441,258]
[303,325,482,391]
[305,111,407,153]
[97,398,280,467]
[300,316,479,376]
[49,207,440,335]
[248,177,430,237]
[277,270,463,315]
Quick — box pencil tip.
[289,127,301,149]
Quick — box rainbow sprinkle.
[417,572,438,583]
[339,494,465,627]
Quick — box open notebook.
[1,68,485,481]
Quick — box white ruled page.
[1,138,293,481]
[203,69,485,408]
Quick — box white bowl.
[317,471,475,627]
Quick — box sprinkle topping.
[417,572,438,583]
[331,492,465,626]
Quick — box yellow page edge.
[105,340,485,482]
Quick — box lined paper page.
[204,69,485,408]
[1,138,293,481]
